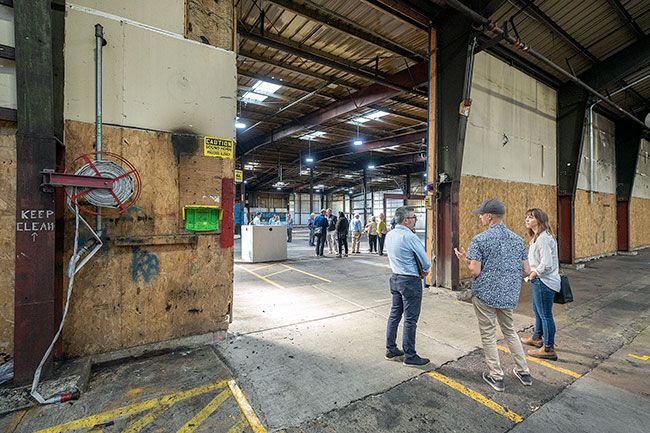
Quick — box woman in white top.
[521,208,560,361]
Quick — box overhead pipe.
[443,0,647,129]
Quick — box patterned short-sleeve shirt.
[466,224,527,309]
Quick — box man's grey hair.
[394,206,415,224]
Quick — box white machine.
[241,225,288,263]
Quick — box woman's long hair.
[526,208,553,242]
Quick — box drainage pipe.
[95,24,104,236]
[443,0,647,129]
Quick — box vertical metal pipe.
[588,103,596,204]
[309,167,314,211]
[95,24,104,235]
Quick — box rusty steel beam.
[238,61,428,157]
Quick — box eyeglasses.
[405,215,417,221]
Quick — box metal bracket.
[41,169,115,192]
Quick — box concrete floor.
[2,228,649,433]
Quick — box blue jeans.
[532,279,556,348]
[386,274,423,359]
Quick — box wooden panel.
[0,123,16,362]
[616,201,629,251]
[574,189,618,260]
[62,121,233,357]
[458,175,557,280]
[630,197,650,250]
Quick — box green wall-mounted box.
[183,206,222,232]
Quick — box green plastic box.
[183,206,221,232]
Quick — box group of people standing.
[386,200,560,392]
[308,210,391,258]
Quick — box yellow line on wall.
[238,265,286,289]
[175,389,231,433]
[281,264,332,282]
[34,381,230,433]
[497,345,582,378]
[427,371,523,423]
[228,380,268,433]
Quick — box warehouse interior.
[0,0,649,432]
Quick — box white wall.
[462,52,557,186]
[64,4,236,139]
[71,1,185,34]
[0,5,14,110]
[576,112,616,194]
[632,138,650,199]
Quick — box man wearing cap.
[454,199,532,391]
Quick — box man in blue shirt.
[350,213,363,253]
[385,206,432,366]
[313,209,328,256]
[455,199,532,391]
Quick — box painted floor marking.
[264,268,291,278]
[238,265,286,289]
[252,264,275,272]
[229,379,267,433]
[122,405,169,433]
[627,353,649,361]
[176,388,231,433]
[226,415,251,433]
[34,380,230,433]
[281,264,332,282]
[427,371,523,423]
[497,345,582,378]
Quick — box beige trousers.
[351,232,362,253]
[472,297,530,380]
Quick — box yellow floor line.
[497,345,582,378]
[281,264,332,282]
[175,389,231,433]
[264,268,291,278]
[427,371,523,424]
[251,264,275,272]
[228,380,267,433]
[122,405,169,433]
[238,265,286,289]
[226,415,251,433]
[627,353,649,361]
[34,381,230,433]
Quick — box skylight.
[300,131,326,140]
[252,80,282,94]
[242,92,268,102]
[350,110,389,125]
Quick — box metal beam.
[13,0,57,383]
[606,0,645,40]
[511,0,599,64]
[237,61,428,157]
[360,0,430,31]
[268,0,425,61]
[312,130,426,163]
[238,27,425,96]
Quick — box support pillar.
[615,118,642,252]
[14,1,57,383]
[309,167,314,212]
[363,168,368,223]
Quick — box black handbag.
[554,275,574,304]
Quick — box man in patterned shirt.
[455,199,532,391]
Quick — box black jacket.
[336,216,349,236]
[327,215,338,231]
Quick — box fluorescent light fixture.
[423,173,427,177]
[367,164,376,169]
[300,131,326,140]
[235,121,246,129]
[276,187,282,190]
[305,157,314,163]
[242,91,268,102]
[243,180,247,184]
[353,139,363,146]
[252,80,281,94]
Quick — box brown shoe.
[521,335,543,348]
[527,345,558,360]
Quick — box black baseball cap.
[472,199,506,215]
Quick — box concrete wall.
[56,1,236,356]
[574,113,617,259]
[459,52,558,278]
[630,138,650,249]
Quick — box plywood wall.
[186,0,235,51]
[62,121,233,356]
[0,123,16,362]
[574,189,617,260]
[630,197,650,250]
[459,175,557,280]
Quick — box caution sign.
[235,169,243,183]
[204,136,234,159]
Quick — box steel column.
[614,118,642,251]
[13,0,57,383]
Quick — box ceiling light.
[367,164,376,169]
[305,157,314,163]
[353,139,363,146]
[276,187,282,190]
[235,121,246,129]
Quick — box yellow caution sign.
[235,169,243,183]
[204,136,234,159]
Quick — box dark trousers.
[337,235,348,255]
[316,233,326,256]
[386,274,423,360]
[369,234,377,252]
[378,234,386,255]
[309,228,315,246]
[287,227,292,242]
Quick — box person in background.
[454,199,532,392]
[326,209,338,255]
[308,212,316,246]
[390,216,396,230]
[385,206,432,366]
[252,211,262,225]
[377,213,388,256]
[521,208,561,361]
[286,212,293,243]
[271,214,280,225]
[351,213,362,254]
[336,211,349,258]
[314,209,328,257]
[366,216,378,253]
